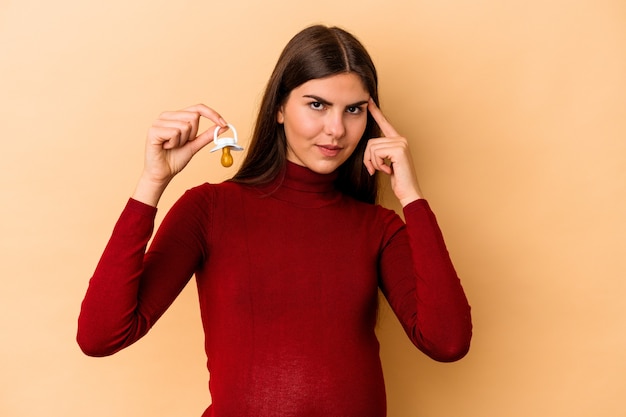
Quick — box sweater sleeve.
[378,199,472,362]
[77,188,211,357]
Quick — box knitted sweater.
[77,162,472,417]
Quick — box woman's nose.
[325,111,345,138]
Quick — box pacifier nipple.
[221,147,233,167]
[209,123,244,167]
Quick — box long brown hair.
[231,25,381,204]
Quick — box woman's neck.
[255,161,341,208]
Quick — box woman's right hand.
[132,104,228,206]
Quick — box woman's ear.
[277,107,284,124]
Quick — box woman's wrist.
[398,182,424,207]
[132,174,170,207]
[399,192,423,207]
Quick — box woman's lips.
[316,144,342,157]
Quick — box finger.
[194,123,230,147]
[370,149,393,175]
[368,98,399,138]
[363,155,375,176]
[367,137,412,173]
[364,140,393,175]
[153,119,194,146]
[155,115,196,145]
[147,126,183,150]
[187,127,220,155]
[182,103,228,128]
[364,139,384,175]
[158,104,227,139]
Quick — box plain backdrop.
[1,0,625,416]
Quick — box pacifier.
[210,123,244,167]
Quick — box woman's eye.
[346,106,363,114]
[309,102,325,110]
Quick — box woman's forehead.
[292,73,369,101]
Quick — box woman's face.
[277,73,370,174]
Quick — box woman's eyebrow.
[303,95,369,108]
[303,95,332,105]
[348,100,369,108]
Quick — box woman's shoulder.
[344,194,401,216]
[166,181,250,227]
[341,196,406,230]
[181,180,248,203]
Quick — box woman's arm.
[76,104,226,355]
[133,104,228,207]
[77,188,211,356]
[366,99,471,361]
[379,201,472,362]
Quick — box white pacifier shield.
[210,123,244,152]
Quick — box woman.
[78,25,472,417]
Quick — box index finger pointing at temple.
[183,103,228,127]
[368,98,399,138]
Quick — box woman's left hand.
[364,98,423,206]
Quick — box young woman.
[78,25,472,417]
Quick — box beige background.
[1,0,625,416]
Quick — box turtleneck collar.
[255,161,342,208]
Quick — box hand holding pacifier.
[210,123,244,167]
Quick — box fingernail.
[219,117,227,127]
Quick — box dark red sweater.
[78,162,472,417]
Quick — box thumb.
[188,126,222,155]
